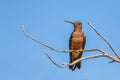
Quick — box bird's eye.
[77,23,80,25]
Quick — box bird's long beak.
[64,20,73,24]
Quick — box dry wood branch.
[43,50,120,68]
[21,26,106,53]
[42,50,65,68]
[68,53,120,67]
[88,21,120,59]
[22,21,120,68]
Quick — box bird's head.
[64,20,82,29]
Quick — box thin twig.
[42,50,120,68]
[68,53,120,67]
[43,50,65,68]
[22,26,106,54]
[88,21,120,59]
[22,26,62,52]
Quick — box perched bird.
[65,20,86,71]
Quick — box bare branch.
[42,50,120,68]
[43,50,65,68]
[22,26,106,54]
[88,21,120,59]
[22,21,120,68]
[68,53,120,67]
[22,26,62,52]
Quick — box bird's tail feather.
[69,61,81,71]
[76,61,81,69]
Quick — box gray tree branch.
[22,21,120,68]
[43,50,120,68]
[88,21,120,59]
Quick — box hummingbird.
[65,20,86,71]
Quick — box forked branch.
[88,21,120,59]
[22,21,120,68]
[43,50,120,68]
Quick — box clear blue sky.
[0,0,120,80]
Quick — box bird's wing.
[69,33,73,64]
[69,32,73,50]
[82,33,86,49]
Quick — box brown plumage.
[65,20,86,71]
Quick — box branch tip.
[21,25,24,30]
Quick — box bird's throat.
[74,27,82,32]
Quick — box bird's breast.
[70,31,84,50]
[71,37,83,50]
